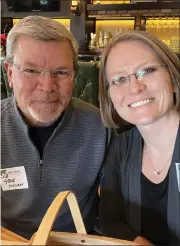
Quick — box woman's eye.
[112,76,127,85]
[137,67,156,79]
[143,67,156,74]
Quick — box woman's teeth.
[129,99,153,108]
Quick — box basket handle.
[30,191,87,245]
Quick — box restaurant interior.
[1,0,180,106]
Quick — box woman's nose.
[127,74,146,95]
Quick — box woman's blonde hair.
[99,30,180,130]
[5,15,79,69]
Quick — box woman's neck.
[137,110,180,154]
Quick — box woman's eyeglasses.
[108,64,168,88]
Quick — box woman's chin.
[122,114,157,127]
[132,117,157,127]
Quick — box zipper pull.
[40,160,43,166]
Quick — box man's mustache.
[28,92,61,102]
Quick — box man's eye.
[112,76,127,85]
[23,69,39,74]
[53,70,69,76]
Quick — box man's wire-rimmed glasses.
[13,63,74,81]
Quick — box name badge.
[175,163,180,192]
[0,166,28,191]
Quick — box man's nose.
[127,74,146,95]
[38,72,56,92]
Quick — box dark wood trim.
[1,12,70,18]
[87,2,180,11]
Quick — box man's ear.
[4,62,14,88]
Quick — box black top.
[100,125,180,245]
[141,173,170,245]
[29,114,64,158]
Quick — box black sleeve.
[99,137,139,241]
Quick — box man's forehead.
[14,37,74,67]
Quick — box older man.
[1,16,111,239]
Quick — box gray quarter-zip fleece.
[1,96,111,239]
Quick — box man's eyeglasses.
[108,64,168,88]
[13,63,74,81]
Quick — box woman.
[99,30,180,245]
